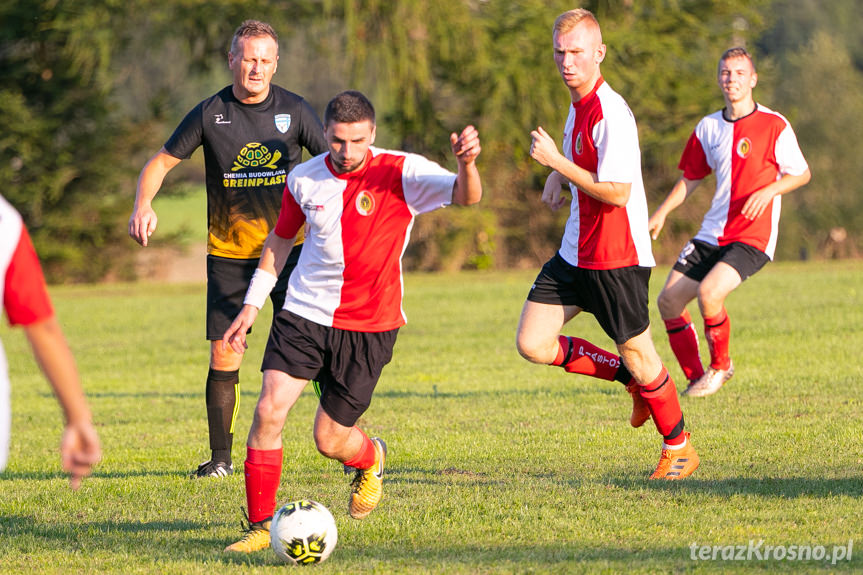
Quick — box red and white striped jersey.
[274,147,457,332]
[559,78,655,270]
[678,104,809,258]
[1,195,53,328]
[1,194,54,472]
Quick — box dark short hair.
[719,47,755,72]
[230,20,278,55]
[324,90,376,126]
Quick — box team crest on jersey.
[355,191,375,216]
[274,114,291,134]
[736,137,752,159]
[574,132,584,156]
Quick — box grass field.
[1,262,861,573]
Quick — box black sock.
[614,362,633,385]
[205,368,239,465]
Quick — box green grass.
[149,186,208,245]
[1,262,862,573]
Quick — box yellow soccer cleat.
[649,432,700,480]
[224,514,271,553]
[348,437,387,520]
[626,382,651,428]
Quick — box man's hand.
[740,187,775,221]
[648,212,667,240]
[221,305,260,355]
[541,172,569,211]
[450,125,481,165]
[60,420,101,490]
[129,205,158,247]
[530,126,563,170]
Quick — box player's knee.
[515,332,552,364]
[312,432,342,460]
[696,283,723,310]
[656,289,677,318]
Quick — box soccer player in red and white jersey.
[516,9,699,480]
[649,48,811,397]
[0,194,101,489]
[220,91,482,552]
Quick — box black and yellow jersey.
[165,85,327,259]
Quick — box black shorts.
[205,244,301,340]
[673,239,769,282]
[527,252,651,345]
[262,310,399,427]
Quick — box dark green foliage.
[1,0,860,281]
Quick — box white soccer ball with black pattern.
[270,500,338,565]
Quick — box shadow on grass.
[612,475,863,498]
[376,385,621,400]
[1,469,190,481]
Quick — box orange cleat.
[626,382,651,428]
[649,432,700,480]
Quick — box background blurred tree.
[758,0,863,259]
[1,0,860,281]
[0,1,135,281]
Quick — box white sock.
[663,436,687,450]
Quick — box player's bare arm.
[740,169,811,221]
[530,125,630,207]
[24,316,101,489]
[221,230,297,355]
[648,177,702,239]
[129,148,183,247]
[541,171,569,211]
[450,125,483,206]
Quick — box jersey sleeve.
[297,99,328,157]
[401,153,457,215]
[273,181,306,239]
[593,101,640,184]
[163,101,204,160]
[775,122,809,177]
[4,226,54,326]
[678,131,712,180]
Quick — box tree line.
[2,0,860,281]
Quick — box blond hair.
[553,9,600,36]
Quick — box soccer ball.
[270,500,338,565]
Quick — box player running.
[129,20,327,478]
[516,9,699,480]
[221,90,483,552]
[649,47,811,397]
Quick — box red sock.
[244,447,283,523]
[342,428,376,470]
[704,308,731,370]
[553,336,623,381]
[638,367,685,444]
[664,309,704,382]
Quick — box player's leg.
[617,330,699,480]
[313,407,386,520]
[225,368,308,552]
[314,327,398,520]
[657,270,704,385]
[685,262,741,397]
[517,254,635,390]
[688,242,769,397]
[197,256,259,478]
